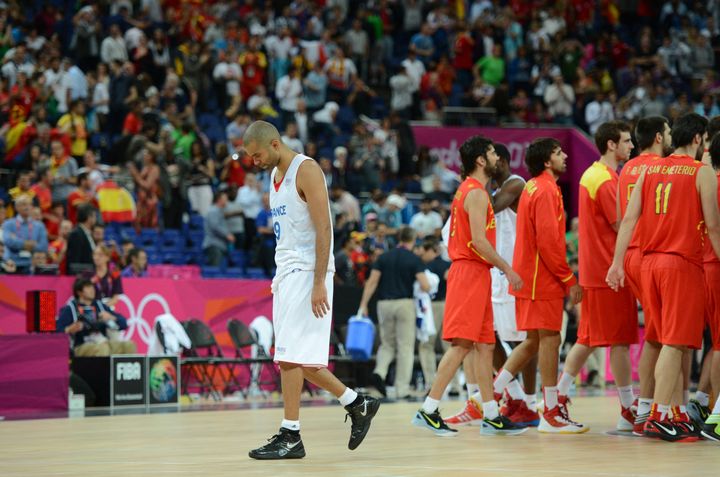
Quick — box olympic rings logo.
[116,293,172,345]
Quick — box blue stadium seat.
[163,252,187,265]
[201,266,223,278]
[160,230,185,250]
[147,253,163,264]
[188,214,204,231]
[224,267,245,278]
[143,244,160,255]
[186,232,204,250]
[244,267,267,279]
[229,250,248,268]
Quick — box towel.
[415,270,440,342]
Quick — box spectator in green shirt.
[171,121,197,160]
[473,44,505,87]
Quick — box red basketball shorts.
[443,260,495,344]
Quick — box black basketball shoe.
[345,395,381,450]
[249,428,306,460]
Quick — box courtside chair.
[180,319,244,400]
[227,319,282,396]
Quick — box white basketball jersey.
[269,154,335,281]
[492,174,525,302]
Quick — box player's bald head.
[243,120,281,148]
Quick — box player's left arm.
[466,188,523,290]
[597,179,620,232]
[615,180,622,230]
[607,170,645,290]
[491,177,524,213]
[297,160,332,318]
[698,165,720,258]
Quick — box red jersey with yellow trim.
[637,154,705,267]
[448,177,496,267]
[511,171,577,300]
[578,161,619,288]
[703,170,720,264]
[618,152,661,249]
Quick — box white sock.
[713,395,720,414]
[493,369,514,395]
[637,398,653,416]
[557,372,574,396]
[470,391,481,403]
[525,392,537,411]
[482,400,499,420]
[338,387,358,406]
[695,391,710,407]
[618,385,635,409]
[506,380,525,401]
[281,419,300,431]
[466,383,480,397]
[422,396,440,414]
[657,403,670,420]
[544,386,558,410]
[678,404,687,414]
[683,390,690,405]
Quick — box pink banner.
[412,126,599,217]
[0,276,273,358]
[0,334,69,418]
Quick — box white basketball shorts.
[272,270,334,366]
[491,268,526,342]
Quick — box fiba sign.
[116,361,142,380]
[110,355,179,407]
[111,355,146,406]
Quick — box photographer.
[56,277,137,357]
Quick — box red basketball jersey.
[578,161,619,288]
[638,154,705,266]
[618,152,661,249]
[448,177,496,266]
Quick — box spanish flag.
[97,180,136,223]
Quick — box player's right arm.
[466,188,523,290]
[358,269,381,317]
[607,170,645,290]
[491,177,524,213]
[698,165,720,258]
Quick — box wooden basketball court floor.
[0,396,716,477]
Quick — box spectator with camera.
[57,277,136,357]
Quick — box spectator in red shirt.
[67,172,99,224]
[44,202,66,242]
[31,167,53,217]
[122,99,143,135]
[48,219,72,274]
[453,22,475,88]
[9,71,37,120]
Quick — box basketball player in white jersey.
[243,121,380,460]
[445,143,540,427]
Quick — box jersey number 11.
[655,183,672,215]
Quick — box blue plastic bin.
[345,316,375,361]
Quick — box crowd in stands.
[1,1,719,279]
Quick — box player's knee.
[474,342,494,356]
[451,338,474,350]
[278,361,302,371]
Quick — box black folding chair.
[227,319,282,394]
[181,319,244,400]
